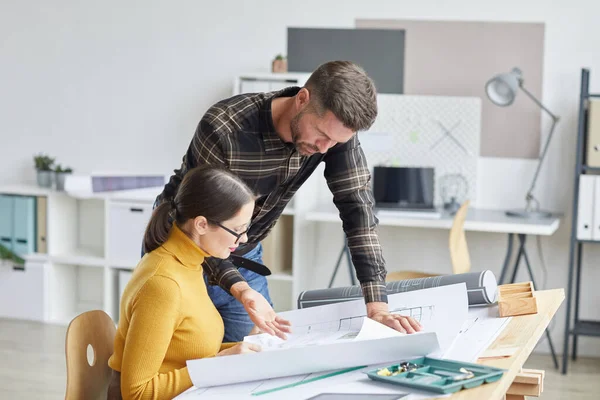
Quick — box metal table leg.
[345,244,356,286]
[329,242,356,288]
[519,234,559,369]
[572,242,583,361]
[328,242,347,288]
[498,233,514,285]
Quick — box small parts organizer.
[498,281,538,318]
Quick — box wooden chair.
[65,310,117,400]
[386,200,471,282]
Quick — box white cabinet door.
[240,80,271,94]
[0,261,47,321]
[108,202,153,266]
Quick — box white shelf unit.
[0,72,323,323]
[0,178,312,323]
[0,184,161,325]
[233,72,310,96]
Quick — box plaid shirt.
[158,87,388,303]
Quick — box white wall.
[2,0,600,357]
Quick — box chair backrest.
[449,200,471,274]
[65,310,117,400]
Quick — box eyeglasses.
[212,221,250,244]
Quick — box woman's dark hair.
[143,165,255,253]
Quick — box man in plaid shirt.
[157,61,421,341]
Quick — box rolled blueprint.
[297,270,498,309]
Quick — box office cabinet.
[0,184,162,324]
[240,80,271,94]
[108,202,153,266]
[233,72,311,96]
[0,261,47,321]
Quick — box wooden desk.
[311,205,563,368]
[435,288,565,400]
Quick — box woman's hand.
[231,282,292,339]
[216,342,262,357]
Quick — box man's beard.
[290,112,319,156]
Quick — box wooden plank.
[521,368,545,392]
[506,382,541,397]
[430,289,564,400]
[505,395,525,400]
[478,347,518,360]
[512,372,541,385]
[498,297,538,317]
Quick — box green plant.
[34,153,55,171]
[0,243,25,265]
[274,54,286,61]
[55,164,73,173]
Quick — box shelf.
[268,273,294,282]
[0,184,67,197]
[110,263,137,270]
[576,239,600,243]
[582,166,600,173]
[573,320,600,337]
[50,248,106,267]
[281,207,295,216]
[23,253,50,263]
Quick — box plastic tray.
[365,356,506,394]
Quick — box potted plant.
[272,54,287,73]
[54,164,73,191]
[0,243,25,267]
[34,153,55,188]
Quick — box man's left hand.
[367,302,422,334]
[235,284,292,339]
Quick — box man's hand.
[231,282,292,339]
[367,302,422,334]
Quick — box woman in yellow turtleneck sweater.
[107,166,265,400]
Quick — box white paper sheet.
[186,331,438,388]
[243,317,404,351]
[273,283,468,357]
[183,284,468,393]
[442,304,512,362]
[177,363,447,400]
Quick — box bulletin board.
[356,19,545,159]
[360,95,482,207]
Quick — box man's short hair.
[304,61,378,132]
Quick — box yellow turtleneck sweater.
[108,224,235,400]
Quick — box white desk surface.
[306,205,561,236]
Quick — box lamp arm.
[519,83,560,121]
[521,84,560,210]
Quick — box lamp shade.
[485,67,522,106]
